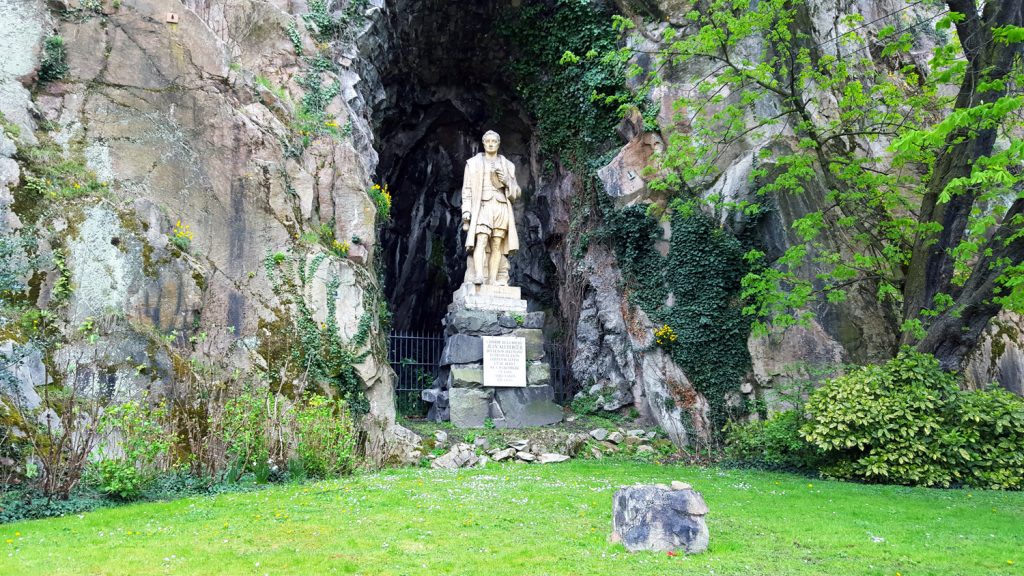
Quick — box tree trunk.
[917,197,1024,369]
[902,0,1024,365]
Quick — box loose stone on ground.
[612,483,710,554]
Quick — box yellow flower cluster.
[370,183,391,219]
[332,239,350,257]
[654,324,677,346]
[173,220,193,241]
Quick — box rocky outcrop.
[5,0,1021,474]
[571,243,712,447]
[963,311,1024,395]
[0,0,413,462]
[0,0,45,143]
[569,0,956,427]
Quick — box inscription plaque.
[482,336,526,387]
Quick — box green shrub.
[0,489,106,523]
[38,35,69,83]
[222,387,270,482]
[93,459,146,500]
[724,411,826,472]
[802,348,1024,489]
[945,387,1024,490]
[293,395,357,478]
[94,399,170,500]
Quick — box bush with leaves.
[802,348,1024,489]
[21,356,107,500]
[943,387,1024,490]
[222,387,270,482]
[38,35,68,83]
[292,395,357,478]
[94,398,170,500]
[724,411,826,472]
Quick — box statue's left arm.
[505,157,521,202]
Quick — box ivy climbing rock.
[572,243,712,447]
[269,250,418,466]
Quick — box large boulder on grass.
[611,483,709,553]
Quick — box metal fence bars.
[387,332,571,416]
[544,342,571,404]
[388,331,445,416]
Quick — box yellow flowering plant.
[171,220,193,251]
[369,183,391,221]
[654,324,677,347]
[331,239,350,257]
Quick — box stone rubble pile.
[427,426,664,469]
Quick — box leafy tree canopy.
[612,0,1024,368]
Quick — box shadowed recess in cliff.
[373,0,556,332]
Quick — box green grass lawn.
[1,460,1021,575]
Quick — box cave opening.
[374,0,554,332]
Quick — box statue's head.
[482,130,501,153]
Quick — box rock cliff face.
[564,0,911,423]
[570,242,713,446]
[568,0,1024,433]
[0,0,411,462]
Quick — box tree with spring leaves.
[626,0,1024,370]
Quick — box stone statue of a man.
[461,130,520,286]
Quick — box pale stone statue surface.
[461,130,520,286]
[431,133,561,429]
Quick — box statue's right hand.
[462,220,470,232]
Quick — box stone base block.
[440,334,484,365]
[513,328,545,360]
[477,284,521,299]
[445,309,506,336]
[527,361,550,386]
[449,388,492,428]
[450,364,483,388]
[491,385,563,428]
[453,283,527,313]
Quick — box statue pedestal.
[421,283,562,429]
[451,283,527,313]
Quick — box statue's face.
[482,134,500,153]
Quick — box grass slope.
[1,460,1021,575]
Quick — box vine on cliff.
[602,200,752,428]
[503,0,643,169]
[503,1,752,427]
[264,251,370,413]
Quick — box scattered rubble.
[425,426,666,468]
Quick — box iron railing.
[388,332,573,416]
[545,341,571,404]
[388,331,445,416]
